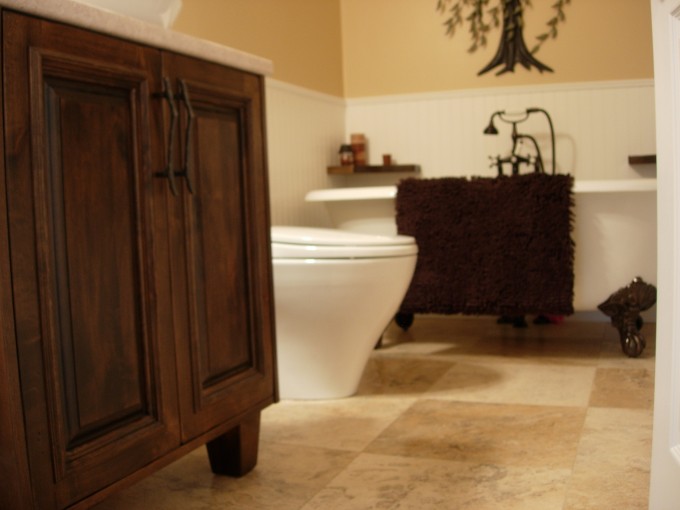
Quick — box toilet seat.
[271,226,417,259]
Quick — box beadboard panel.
[342,80,656,186]
[265,79,345,227]
[265,79,656,226]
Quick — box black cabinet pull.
[155,77,179,196]
[177,79,195,194]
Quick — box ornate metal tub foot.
[597,277,657,358]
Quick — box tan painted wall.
[173,0,345,96]
[173,0,653,98]
[341,0,654,97]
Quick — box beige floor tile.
[376,340,464,356]
[384,315,501,344]
[95,443,357,510]
[386,316,605,366]
[564,407,652,509]
[589,367,655,409]
[456,337,604,365]
[487,319,608,341]
[301,453,571,510]
[365,399,586,469]
[92,316,656,508]
[356,356,456,395]
[260,395,417,452]
[426,360,596,407]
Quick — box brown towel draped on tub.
[396,174,574,317]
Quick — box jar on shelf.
[350,133,367,166]
[339,144,354,165]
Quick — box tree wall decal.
[436,0,571,76]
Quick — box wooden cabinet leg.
[206,411,261,477]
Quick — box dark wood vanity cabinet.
[0,10,276,509]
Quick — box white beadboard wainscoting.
[265,79,657,312]
[265,79,345,227]
[342,79,656,184]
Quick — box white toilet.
[271,226,417,399]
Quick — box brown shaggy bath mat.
[396,174,574,316]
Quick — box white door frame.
[650,0,680,507]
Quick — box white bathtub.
[306,186,400,236]
[306,180,657,312]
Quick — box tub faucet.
[483,108,555,175]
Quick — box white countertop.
[0,0,273,76]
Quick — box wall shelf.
[628,154,656,165]
[327,164,420,175]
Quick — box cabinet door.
[163,53,276,442]
[3,13,178,508]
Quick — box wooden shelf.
[628,154,656,165]
[327,164,420,175]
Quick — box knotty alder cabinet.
[0,10,277,509]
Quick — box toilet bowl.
[271,226,418,399]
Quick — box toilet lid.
[271,226,417,259]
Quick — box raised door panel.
[163,54,276,442]
[3,13,178,508]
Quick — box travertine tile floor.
[97,315,655,509]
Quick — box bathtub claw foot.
[597,277,656,358]
[622,333,646,358]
